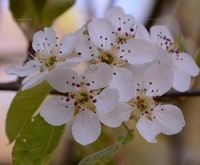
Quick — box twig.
[0,81,200,97]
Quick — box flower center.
[63,87,99,114]
[136,98,149,112]
[45,56,57,68]
[129,93,155,121]
[75,91,90,104]
[99,52,114,64]
[97,50,127,67]
[36,53,58,71]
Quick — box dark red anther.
[74,101,78,106]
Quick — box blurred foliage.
[6,81,51,143]
[78,129,134,165]
[176,33,187,52]
[5,81,65,164]
[12,115,64,165]
[195,48,200,67]
[9,0,75,39]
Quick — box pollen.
[98,50,127,67]
[129,92,156,121]
[45,55,57,68]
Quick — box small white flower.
[75,18,157,101]
[6,27,82,90]
[40,63,132,145]
[87,18,156,65]
[149,25,200,92]
[128,78,185,143]
[104,6,152,42]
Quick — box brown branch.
[0,81,200,97]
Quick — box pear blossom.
[104,6,152,43]
[5,5,195,146]
[6,27,82,90]
[75,18,157,102]
[40,63,132,145]
[149,25,199,92]
[127,76,185,143]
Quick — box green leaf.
[9,0,75,30]
[9,0,42,28]
[12,115,65,165]
[176,33,187,52]
[6,81,51,143]
[78,130,134,165]
[9,0,47,18]
[9,0,26,19]
[195,48,200,67]
[41,0,75,25]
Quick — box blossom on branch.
[6,28,82,90]
[5,6,200,145]
[40,63,132,145]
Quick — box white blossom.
[104,6,152,42]
[149,25,200,92]
[40,63,132,145]
[5,6,193,145]
[6,27,82,90]
[128,76,185,143]
[75,17,157,102]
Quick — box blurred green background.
[0,0,200,164]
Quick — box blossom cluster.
[7,6,199,145]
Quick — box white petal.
[94,87,119,114]
[88,18,116,51]
[136,115,161,143]
[172,53,199,76]
[98,103,132,128]
[154,45,172,64]
[104,6,125,27]
[84,63,112,90]
[6,60,41,77]
[58,32,78,56]
[75,34,99,60]
[173,67,191,92]
[22,73,45,90]
[153,104,185,135]
[110,67,136,102]
[58,57,83,69]
[120,39,156,64]
[72,110,101,145]
[150,25,174,41]
[150,25,174,49]
[40,96,74,126]
[32,27,56,54]
[127,61,157,79]
[105,6,137,37]
[46,69,80,93]
[144,64,173,96]
[134,23,151,42]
